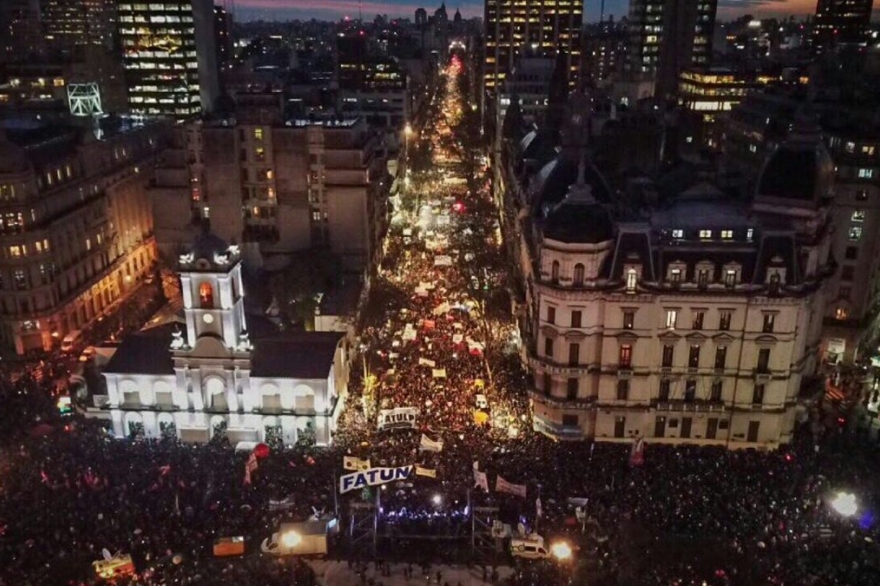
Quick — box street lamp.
[550,541,573,561]
[281,530,302,548]
[830,492,858,517]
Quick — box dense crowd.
[1,54,880,586]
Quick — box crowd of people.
[1,54,880,586]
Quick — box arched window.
[199,281,214,309]
[551,261,560,283]
[573,263,585,287]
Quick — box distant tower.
[813,0,873,53]
[415,7,427,26]
[454,8,462,23]
[626,0,717,98]
[483,0,582,96]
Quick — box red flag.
[244,452,258,485]
[630,438,645,467]
[158,465,171,477]
[40,470,50,485]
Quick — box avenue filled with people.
[0,53,879,586]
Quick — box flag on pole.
[244,452,258,485]
[630,437,645,467]
[536,496,543,518]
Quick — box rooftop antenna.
[600,0,605,24]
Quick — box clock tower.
[176,232,249,354]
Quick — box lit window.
[835,307,848,320]
[851,210,865,222]
[666,310,678,329]
[672,229,684,239]
[746,228,754,241]
[9,245,21,257]
[699,230,712,239]
[254,128,263,140]
[725,269,737,286]
[858,168,874,179]
[849,226,863,241]
[721,230,733,239]
[626,269,637,292]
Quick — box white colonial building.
[503,91,834,448]
[99,233,349,445]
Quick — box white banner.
[432,369,447,378]
[415,465,437,478]
[377,407,418,430]
[419,434,444,452]
[434,255,453,267]
[343,456,371,471]
[432,302,450,316]
[339,466,414,494]
[418,358,436,367]
[474,469,489,492]
[495,475,527,498]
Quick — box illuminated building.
[337,31,409,130]
[677,69,762,148]
[40,0,117,54]
[813,0,873,52]
[500,92,833,448]
[0,117,170,354]
[626,0,718,98]
[117,0,220,119]
[153,113,389,272]
[95,233,350,445]
[483,0,583,94]
[582,21,628,83]
[214,4,233,70]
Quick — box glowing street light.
[830,492,858,517]
[281,531,302,548]
[550,541,573,561]
[432,494,442,505]
[405,123,413,137]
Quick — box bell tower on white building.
[176,232,250,354]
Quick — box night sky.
[230,0,826,23]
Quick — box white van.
[61,330,83,353]
[510,535,549,560]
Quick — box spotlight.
[550,541,573,561]
[830,492,858,517]
[432,494,442,505]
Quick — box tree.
[268,252,339,329]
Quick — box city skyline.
[230,0,875,22]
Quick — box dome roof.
[543,164,615,244]
[531,155,613,215]
[755,115,833,203]
[0,135,29,174]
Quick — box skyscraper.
[626,0,717,98]
[117,0,219,119]
[483,0,583,94]
[40,0,118,55]
[813,0,873,53]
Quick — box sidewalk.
[306,561,513,586]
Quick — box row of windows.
[550,375,769,406]
[546,306,775,333]
[543,337,772,372]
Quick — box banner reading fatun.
[339,465,414,494]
